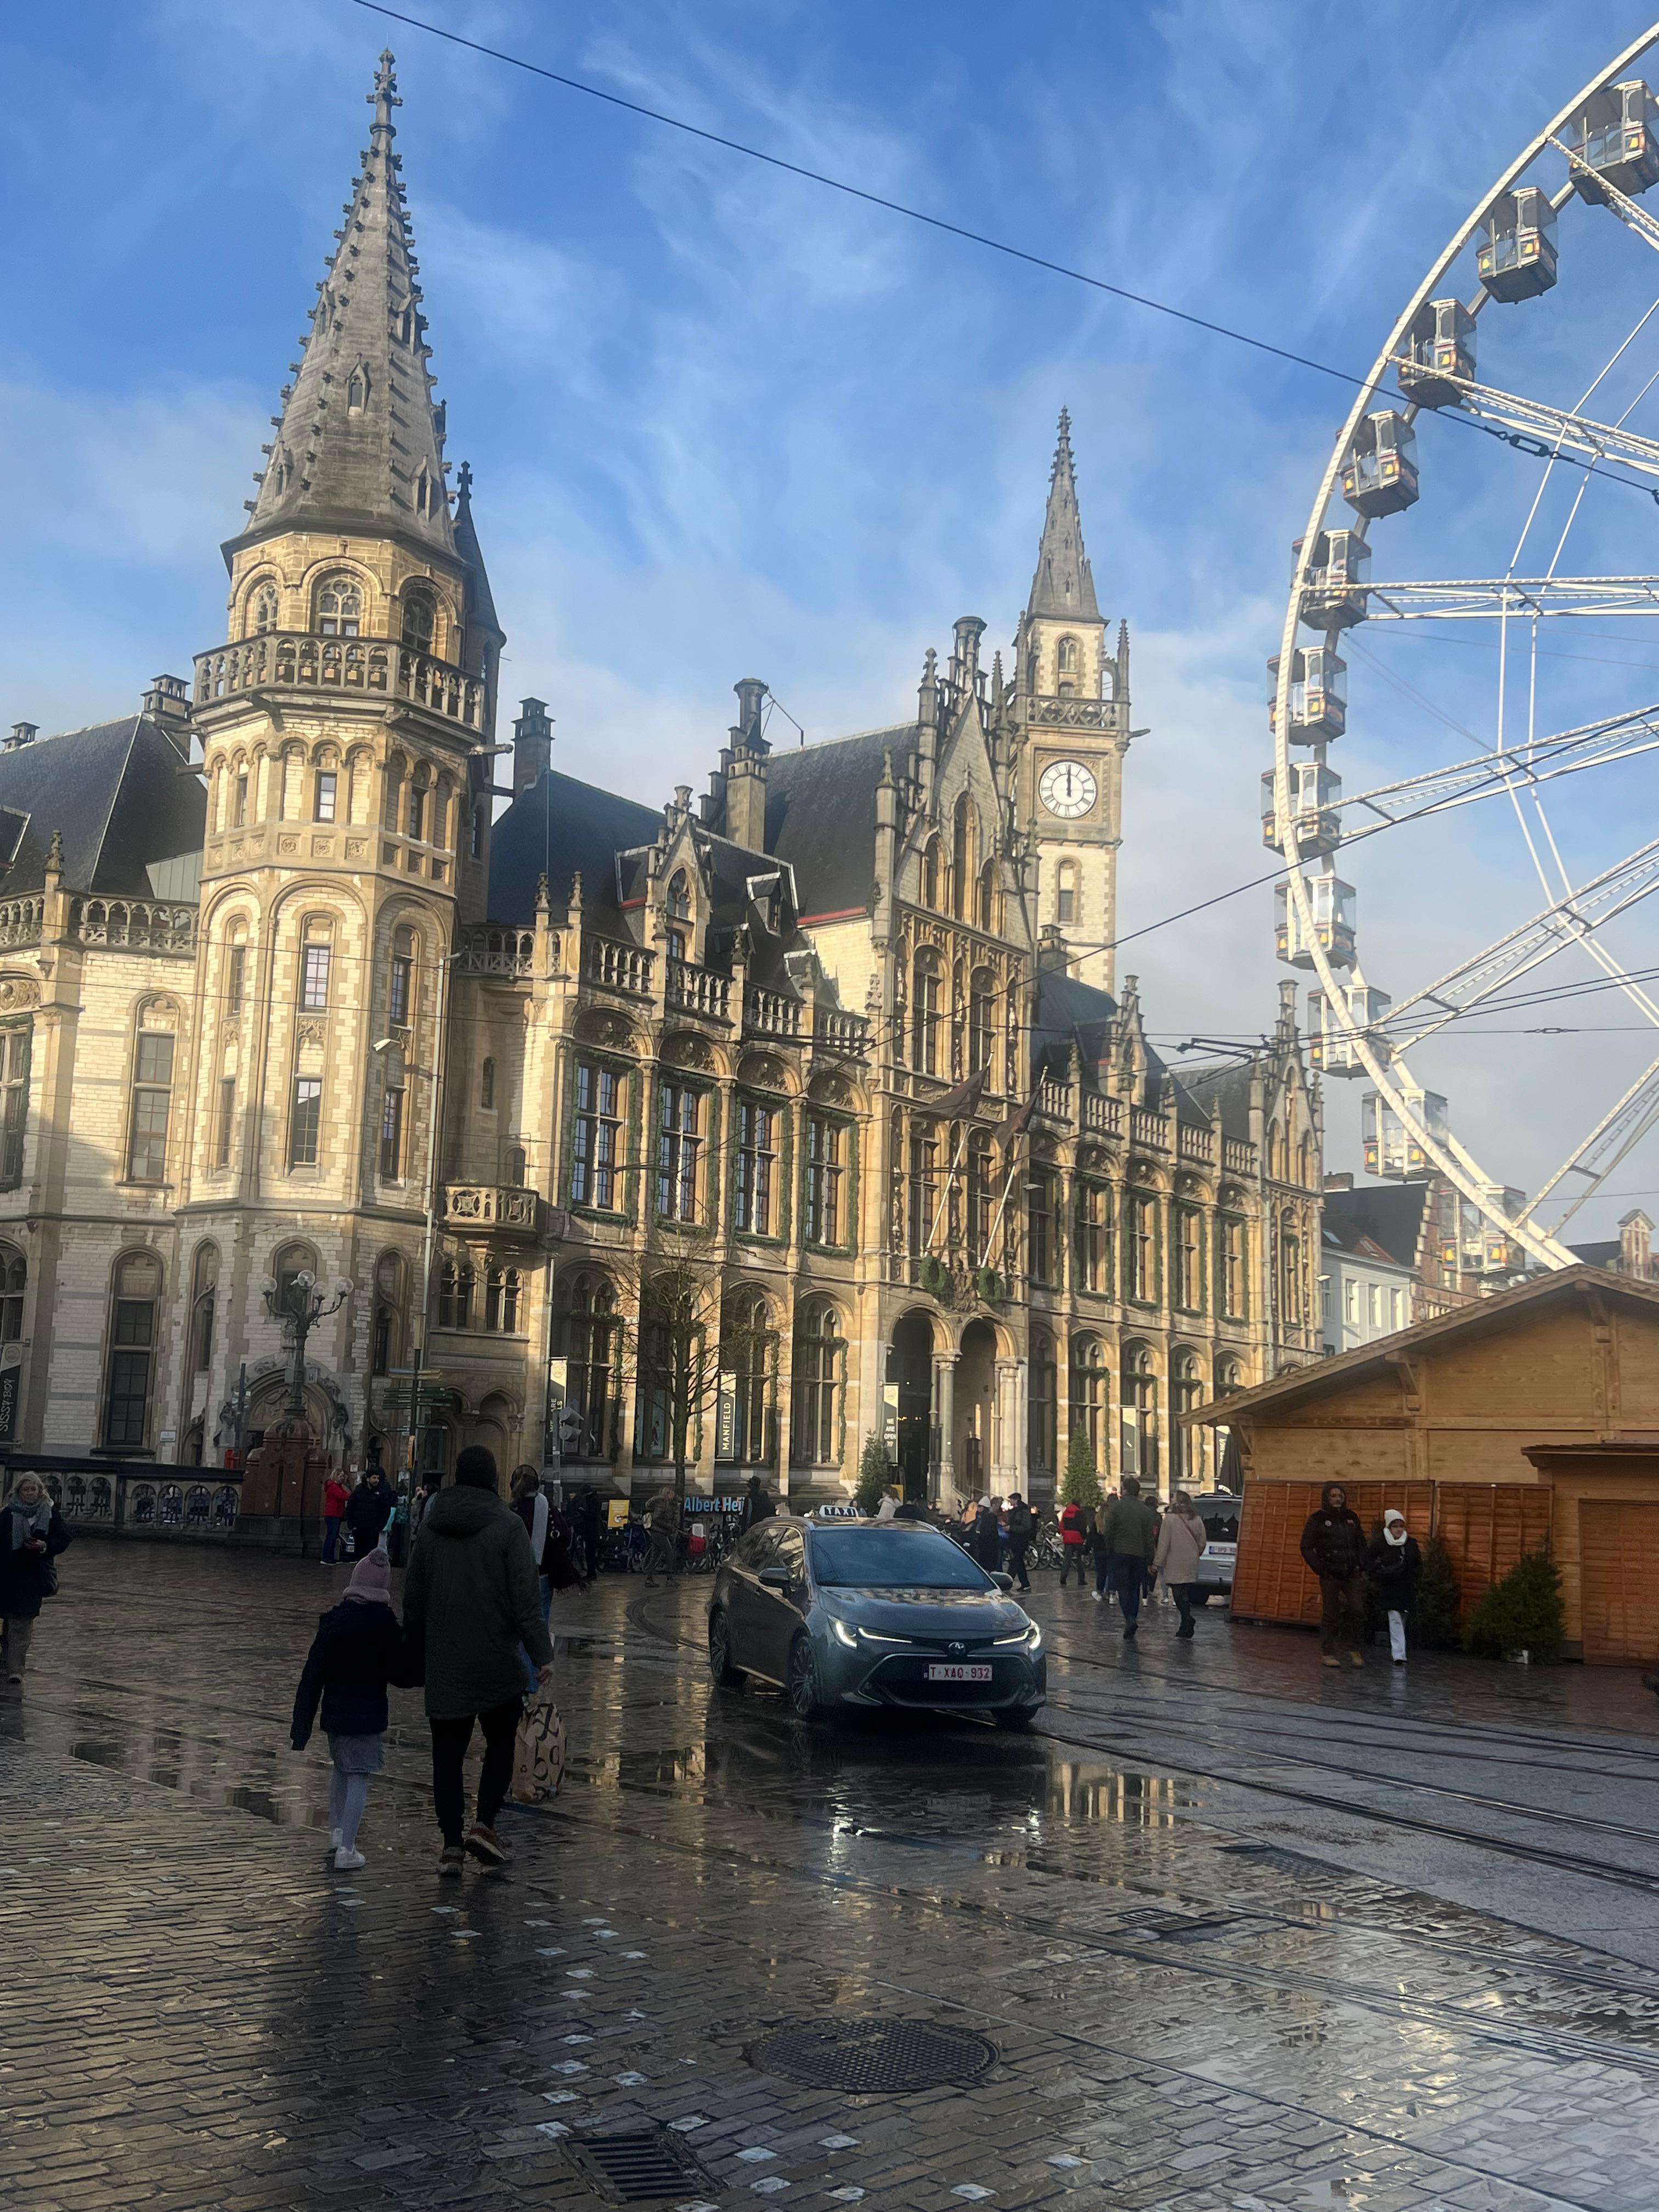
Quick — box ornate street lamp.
[262,1269,353,1426]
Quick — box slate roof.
[1030,965,1121,1075]
[1169,1061,1255,1141]
[0,718,205,898]
[764,725,917,921]
[1322,1181,1434,1272]
[1566,1237,1620,1268]
[488,769,663,930]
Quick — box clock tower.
[1015,409,1133,995]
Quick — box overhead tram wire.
[352,3,1659,510]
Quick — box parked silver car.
[708,1515,1047,1728]
[1189,1491,1243,1600]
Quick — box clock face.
[1039,758,1098,820]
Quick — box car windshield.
[810,1529,995,1590]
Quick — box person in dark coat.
[1003,1494,1034,1592]
[345,1468,397,1554]
[291,1548,413,1869]
[740,1474,775,1532]
[1365,1508,1423,1667]
[574,1488,603,1577]
[404,1446,552,1875]
[1,1472,70,1686]
[1301,1482,1369,1667]
[971,1497,1002,1571]
[1096,1477,1159,1638]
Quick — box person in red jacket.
[1058,1499,1087,1589]
[322,1472,351,1565]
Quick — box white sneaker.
[1090,1590,1103,1602]
[334,1846,366,1871]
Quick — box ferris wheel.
[1271,21,1659,1274]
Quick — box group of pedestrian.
[952,1493,1037,1589]
[1055,1482,1209,1639]
[321,1463,398,1565]
[1300,1483,1421,1667]
[291,1443,554,1875]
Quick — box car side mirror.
[758,1564,792,1591]
[992,1571,1014,1593]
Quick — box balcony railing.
[1036,1079,1073,1122]
[816,1007,869,1057]
[1082,1093,1125,1138]
[442,1184,543,1237]
[1223,1135,1259,1176]
[193,631,488,733]
[1130,1105,1172,1152]
[1177,1123,1218,1167]
[69,897,198,955]
[744,985,803,1039]
[0,896,43,950]
[458,925,537,978]
[584,936,653,997]
[666,958,731,1021]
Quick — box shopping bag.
[512,1692,566,1804]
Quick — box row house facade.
[0,57,1323,1510]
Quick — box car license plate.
[1204,1543,1237,1560]
[926,1662,992,1683]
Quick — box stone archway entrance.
[956,1319,999,1500]
[887,1310,935,1500]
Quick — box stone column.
[993,1357,1023,1492]
[933,1352,957,1503]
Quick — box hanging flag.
[995,1086,1040,1150]
[919,1065,988,1122]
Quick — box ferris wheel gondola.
[1271,21,1659,1274]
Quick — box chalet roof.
[1185,1262,1659,1426]
[0,717,205,898]
[763,724,917,921]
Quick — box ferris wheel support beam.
[1403,373,1659,482]
[1275,19,1659,1276]
[1355,577,1659,619]
[1549,134,1659,256]
[1341,701,1659,827]
[1519,1049,1659,1232]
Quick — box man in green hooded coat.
[404,1445,554,1875]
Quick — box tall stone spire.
[234,50,455,558]
[1026,407,1099,622]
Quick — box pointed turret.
[452,460,499,634]
[231,50,454,561]
[1026,408,1099,620]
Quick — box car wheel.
[787,1634,822,1721]
[708,1608,742,1687]
[994,1706,1035,1732]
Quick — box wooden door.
[1579,1500,1659,1664]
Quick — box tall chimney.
[514,697,553,793]
[724,679,770,851]
[142,676,193,755]
[5,723,37,752]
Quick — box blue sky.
[8,0,1659,1237]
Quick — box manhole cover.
[563,2128,713,2203]
[751,2017,998,2093]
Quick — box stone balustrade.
[70,897,199,955]
[442,1184,543,1237]
[458,925,537,978]
[0,895,43,950]
[1082,1092,1125,1138]
[193,631,487,732]
[744,986,803,1039]
[1177,1122,1218,1167]
[815,1007,870,1056]
[1130,1104,1172,1152]
[584,936,653,996]
[666,958,732,1021]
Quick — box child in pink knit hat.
[291,1544,412,1869]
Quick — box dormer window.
[666,871,691,963]
[1057,636,1080,675]
[347,364,369,414]
[314,574,362,637]
[413,466,438,521]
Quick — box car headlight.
[831,1618,860,1648]
[994,1621,1042,1650]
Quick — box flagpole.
[983,1152,1023,1265]
[926,1120,969,1252]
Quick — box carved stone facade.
[0,57,1324,1501]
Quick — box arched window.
[272,1242,319,1312]
[400,584,436,654]
[388,924,415,1026]
[906,1116,938,1256]
[553,1271,617,1459]
[126,1005,177,1183]
[299,915,332,1012]
[407,765,430,844]
[1028,1329,1057,1476]
[438,1259,475,1330]
[0,1244,25,1342]
[1057,861,1078,928]
[313,755,338,823]
[1070,1334,1108,1471]
[911,951,941,1075]
[188,1243,218,1374]
[1120,1340,1158,1487]
[974,862,997,934]
[379,1045,406,1181]
[247,582,280,637]
[920,836,943,911]
[1026,1165,1058,1285]
[432,777,451,852]
[506,1144,527,1187]
[0,1015,31,1189]
[313,573,362,637]
[1057,636,1080,675]
[105,1251,162,1447]
[1075,1178,1113,1293]
[790,1301,842,1467]
[951,794,973,919]
[665,870,691,963]
[968,969,994,1073]
[383,753,405,832]
[481,1057,495,1109]
[1170,1350,1204,1491]
[412,465,438,521]
[718,1287,772,1463]
[371,1250,406,1376]
[967,1128,995,1265]
[346,364,369,414]
[1216,1356,1244,1396]
[484,1264,522,1333]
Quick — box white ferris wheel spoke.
[1519,1051,1659,1234]
[1348,575,1659,619]
[1549,133,1659,257]
[1376,834,1659,1043]
[1391,372,1659,481]
[1339,701,1659,827]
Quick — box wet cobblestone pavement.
[6,1545,1659,2210]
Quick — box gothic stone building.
[0,57,1323,1506]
